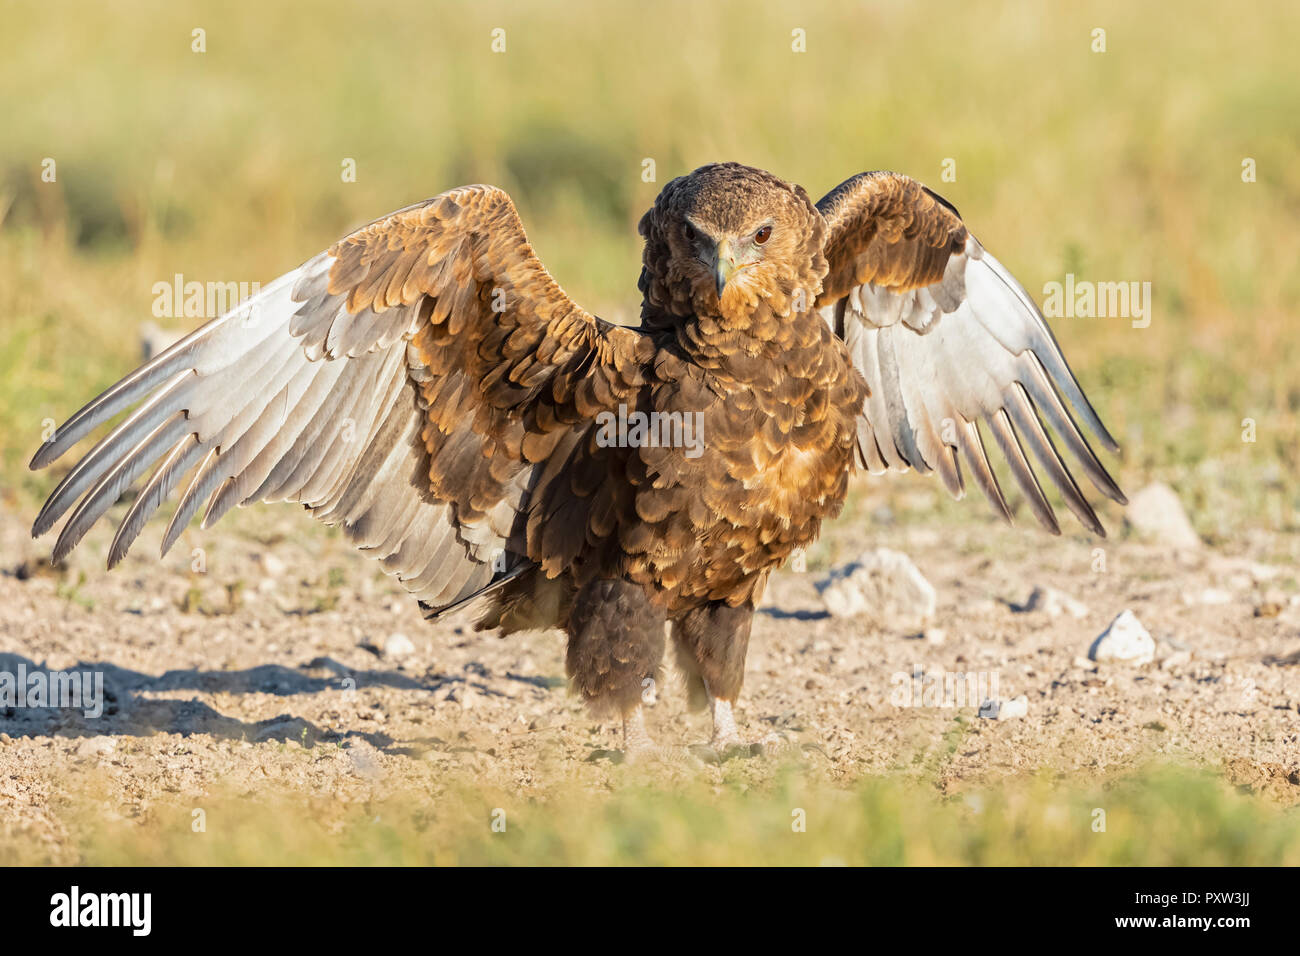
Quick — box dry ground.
[2,477,1297,862]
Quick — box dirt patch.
[1,491,1298,859]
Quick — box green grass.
[9,764,1298,866]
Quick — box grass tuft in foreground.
[10,764,1300,866]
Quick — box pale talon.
[705,695,798,760]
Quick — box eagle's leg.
[566,578,668,759]
[671,601,786,756]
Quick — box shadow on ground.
[0,652,521,748]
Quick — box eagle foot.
[624,743,709,770]
[705,696,800,761]
[617,705,707,769]
[705,729,799,762]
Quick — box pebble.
[383,632,416,658]
[1124,482,1201,549]
[978,695,1029,720]
[138,320,184,361]
[818,548,936,629]
[1184,588,1232,606]
[1017,586,1089,619]
[76,736,116,757]
[1088,610,1155,665]
[255,551,287,576]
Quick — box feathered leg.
[673,601,792,758]
[566,578,667,759]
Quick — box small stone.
[818,548,936,630]
[348,750,382,779]
[383,632,416,658]
[305,656,351,677]
[255,718,305,742]
[76,736,116,757]
[255,551,287,576]
[1017,586,1089,619]
[1185,588,1232,606]
[1249,562,1284,582]
[1088,610,1155,665]
[139,320,185,361]
[959,598,1003,617]
[924,628,947,646]
[978,695,1028,720]
[1124,482,1201,549]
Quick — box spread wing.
[31,185,653,613]
[816,171,1125,535]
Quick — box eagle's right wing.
[31,185,654,614]
[816,171,1126,535]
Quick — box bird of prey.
[31,163,1125,759]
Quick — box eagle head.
[637,163,828,330]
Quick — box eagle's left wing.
[815,171,1125,535]
[28,185,654,615]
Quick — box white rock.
[818,548,937,629]
[343,741,383,779]
[978,695,1028,720]
[383,632,416,658]
[1018,586,1089,619]
[924,628,947,646]
[1249,562,1284,582]
[1158,649,1192,671]
[1089,610,1155,665]
[139,320,185,361]
[821,583,867,619]
[1125,482,1201,549]
[76,736,116,757]
[1183,587,1232,606]
[255,551,287,576]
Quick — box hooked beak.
[710,238,736,297]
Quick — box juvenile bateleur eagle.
[31,163,1125,759]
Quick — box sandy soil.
[2,485,1298,860]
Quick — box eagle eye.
[754,225,773,244]
[683,223,697,242]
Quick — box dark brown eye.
[683,223,696,242]
[754,225,772,244]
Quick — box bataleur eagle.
[31,163,1125,759]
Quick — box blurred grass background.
[1,0,1298,864]
[1,0,1297,538]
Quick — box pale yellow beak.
[711,238,737,297]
